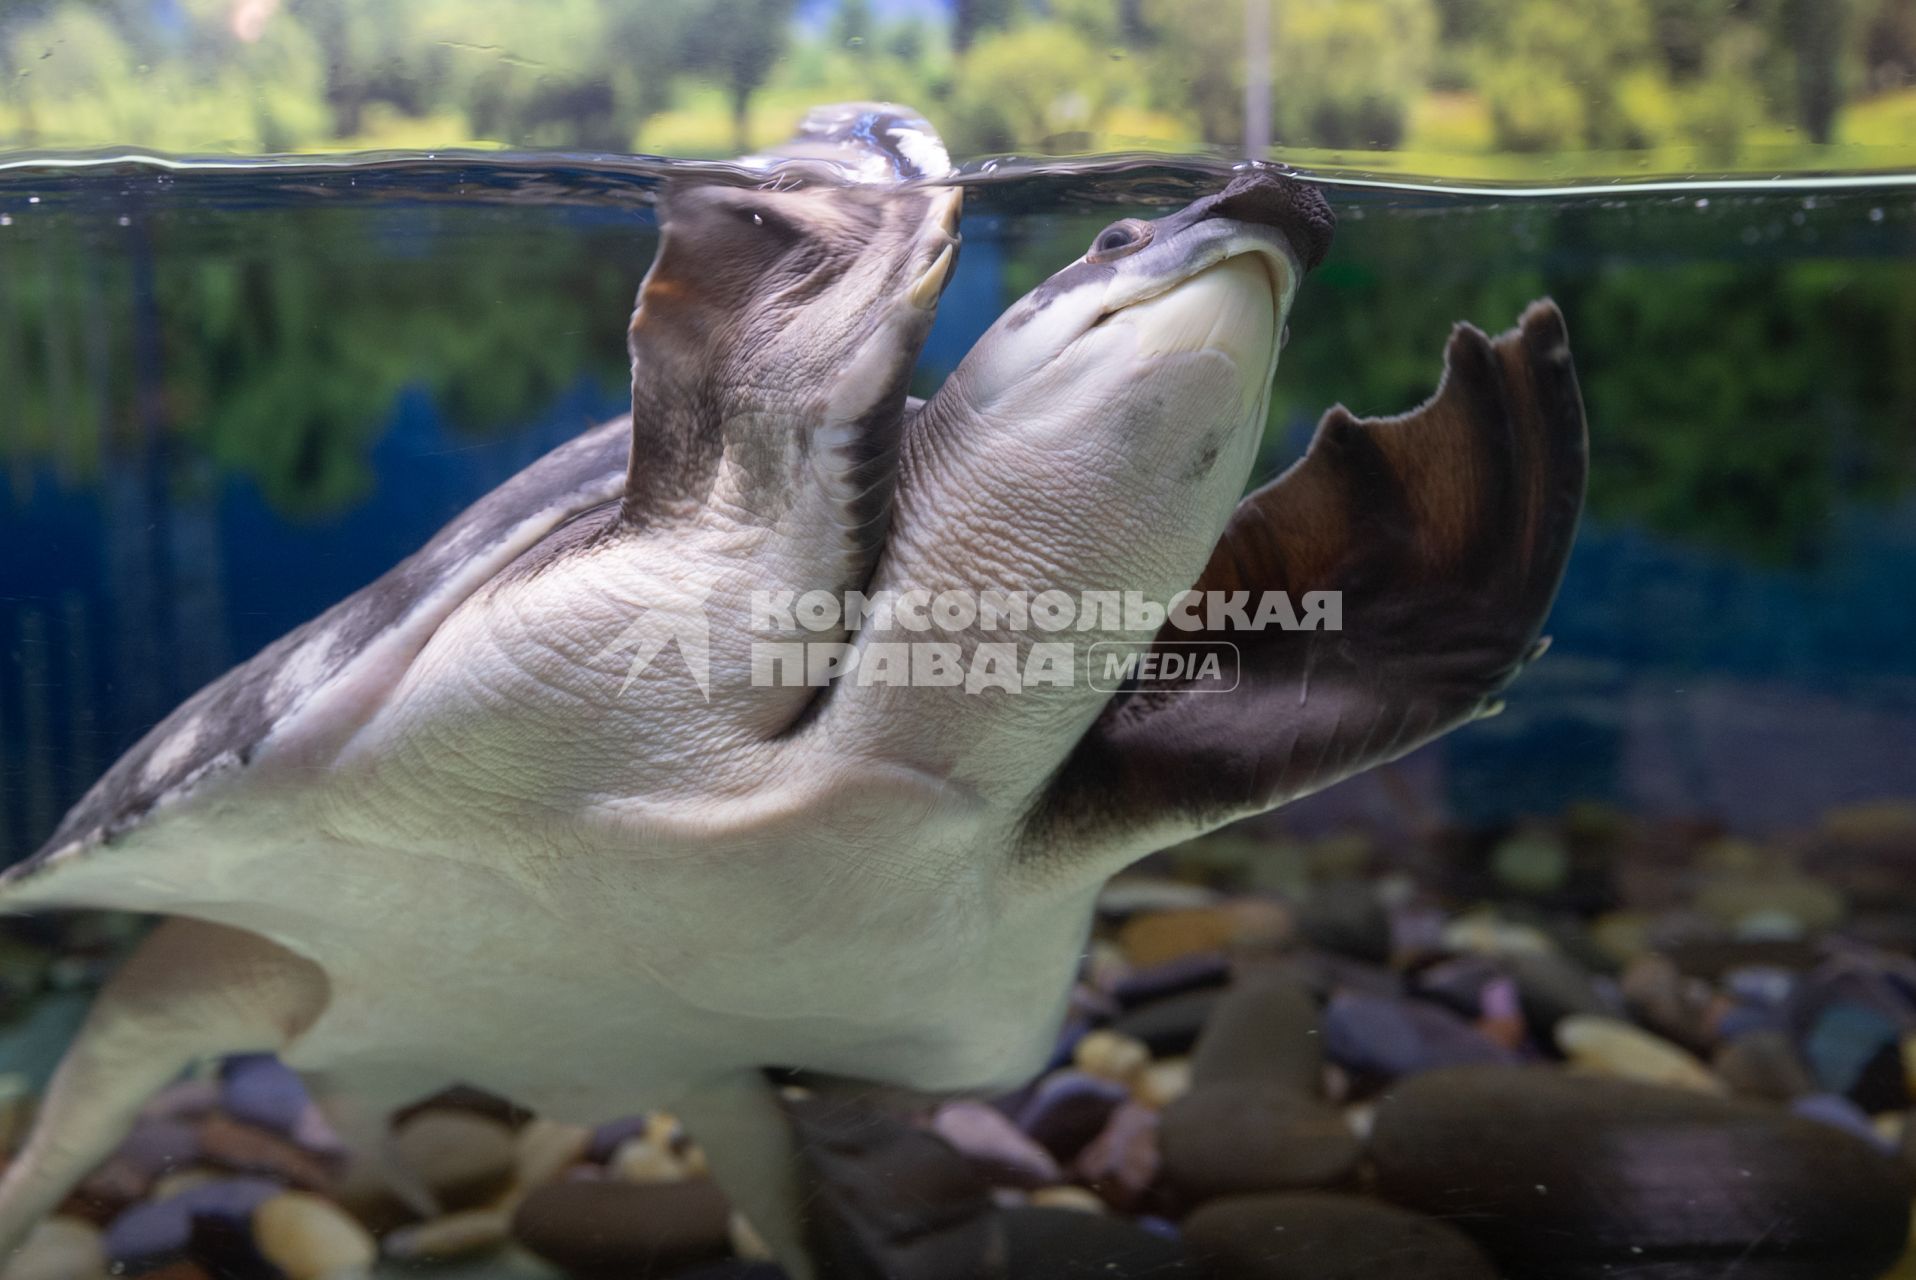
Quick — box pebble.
[218,1056,310,1138]
[511,1179,732,1277]
[103,1176,280,1272]
[1097,877,1220,918]
[608,1135,689,1184]
[1014,1070,1130,1162]
[931,1101,1061,1189]
[1028,1184,1107,1213]
[1296,881,1393,965]
[584,1116,648,1165]
[1,1216,109,1280]
[252,1190,377,1279]
[1440,915,1555,957]
[1117,900,1292,968]
[1555,1014,1724,1092]
[1322,991,1515,1080]
[1791,1092,1894,1151]
[1619,953,1715,1050]
[1072,1102,1160,1210]
[1111,989,1220,1057]
[1371,1066,1912,1278]
[1188,969,1322,1095]
[514,1118,593,1187]
[390,1109,518,1211]
[997,1205,1201,1276]
[1713,1028,1816,1101]
[1134,1057,1192,1110]
[1074,1029,1151,1084]
[1111,952,1231,1008]
[383,1206,514,1259]
[196,1113,337,1190]
[1182,1192,1499,1279]
[1158,1084,1360,1201]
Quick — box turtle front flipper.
[1022,300,1588,874]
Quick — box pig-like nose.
[1200,170,1337,272]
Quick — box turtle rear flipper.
[0,918,327,1256]
[1024,300,1587,871]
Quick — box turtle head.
[904,170,1333,601]
[625,106,961,523]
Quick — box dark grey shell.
[3,419,631,884]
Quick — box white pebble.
[1029,1185,1107,1214]
[1074,1030,1151,1084]
[254,1191,378,1279]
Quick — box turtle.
[0,140,1590,1280]
[0,101,964,1265]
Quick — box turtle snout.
[1206,171,1336,273]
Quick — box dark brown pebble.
[994,1206,1201,1276]
[1014,1071,1130,1161]
[1189,970,1322,1094]
[1159,1084,1359,1202]
[1713,1029,1817,1101]
[1183,1192,1499,1279]
[511,1178,731,1278]
[195,1114,335,1192]
[1371,1066,1913,1279]
[1296,881,1393,966]
[1111,989,1220,1058]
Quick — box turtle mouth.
[906,187,963,311]
[1087,227,1295,336]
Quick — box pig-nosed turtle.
[0,114,1588,1279]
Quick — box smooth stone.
[510,1179,731,1278]
[1408,955,1504,1021]
[1111,990,1220,1058]
[1503,949,1613,1038]
[1027,1185,1106,1213]
[1111,952,1232,1009]
[252,1190,377,1279]
[1665,938,1821,980]
[1134,1058,1192,1110]
[115,1118,203,1180]
[384,1206,513,1259]
[1158,1084,1360,1202]
[1322,992,1515,1080]
[195,1113,336,1191]
[1713,1029,1817,1101]
[1555,1015,1724,1093]
[1491,829,1570,895]
[1188,970,1322,1095]
[391,1109,518,1212]
[1697,875,1845,934]
[103,1176,281,1271]
[788,1098,994,1279]
[218,1055,309,1138]
[584,1116,648,1164]
[2,1216,109,1280]
[1791,1093,1895,1151]
[1096,878,1220,919]
[392,1086,531,1132]
[1182,1192,1499,1279]
[1801,1001,1906,1109]
[1015,1071,1131,1162]
[1371,1066,1913,1279]
[1620,954,1716,1052]
[1296,882,1392,966]
[608,1136,688,1185]
[931,1101,1061,1190]
[1072,1102,1160,1211]
[1439,915,1557,958]
[1073,1030,1151,1085]
[1117,901,1292,969]
[669,1264,791,1280]
[997,1206,1201,1277]
[512,1119,593,1190]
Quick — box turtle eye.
[1087,218,1152,263]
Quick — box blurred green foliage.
[2,0,1915,170]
